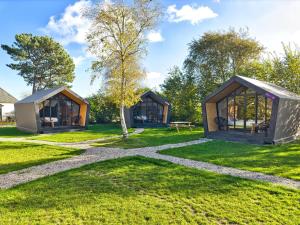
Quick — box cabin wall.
[124,108,133,128]
[15,103,38,133]
[79,103,88,126]
[205,103,218,132]
[163,105,168,124]
[273,98,300,143]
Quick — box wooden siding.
[61,89,88,126]
[163,105,168,124]
[206,103,218,132]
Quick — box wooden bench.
[170,122,194,132]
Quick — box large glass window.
[39,93,80,128]
[216,85,273,134]
[245,89,256,130]
[133,97,164,125]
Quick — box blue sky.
[1,0,300,99]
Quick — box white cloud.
[144,72,165,88]
[246,1,300,54]
[147,31,164,42]
[43,0,92,45]
[72,56,86,66]
[167,4,218,25]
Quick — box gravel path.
[0,139,209,189]
[139,152,300,189]
[0,135,299,190]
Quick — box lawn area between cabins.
[0,142,82,174]
[160,140,300,181]
[0,126,36,138]
[92,127,204,149]
[30,124,134,143]
[0,156,299,224]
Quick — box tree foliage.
[1,33,75,93]
[161,66,202,124]
[184,28,263,100]
[87,91,119,124]
[240,43,300,95]
[86,0,161,138]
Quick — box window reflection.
[216,85,273,134]
[39,93,81,128]
[133,97,164,125]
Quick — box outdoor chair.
[256,120,270,133]
[215,117,228,130]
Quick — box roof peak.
[0,87,17,103]
[16,86,88,104]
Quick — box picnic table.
[170,121,194,132]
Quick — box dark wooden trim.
[255,93,258,124]
[243,89,247,129]
[202,103,209,136]
[203,76,281,105]
[226,97,229,129]
[233,96,236,129]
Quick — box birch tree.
[86,0,161,138]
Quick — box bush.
[87,92,119,124]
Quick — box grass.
[0,126,35,138]
[0,121,16,126]
[93,127,204,149]
[0,156,299,224]
[0,142,83,174]
[160,140,300,180]
[30,123,133,143]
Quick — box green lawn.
[93,127,204,149]
[0,142,83,174]
[0,127,35,138]
[0,156,299,224]
[160,140,300,180]
[30,124,133,143]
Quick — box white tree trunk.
[120,104,128,139]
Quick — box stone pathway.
[0,139,208,189]
[140,152,300,190]
[0,137,300,190]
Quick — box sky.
[1,0,300,99]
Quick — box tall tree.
[86,0,161,138]
[240,43,300,95]
[161,66,201,123]
[184,28,263,100]
[1,33,75,93]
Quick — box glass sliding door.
[245,89,256,130]
[235,94,245,130]
[133,97,164,125]
[39,93,80,128]
[227,96,235,129]
[216,85,273,133]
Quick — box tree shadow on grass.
[0,127,34,137]
[0,142,83,174]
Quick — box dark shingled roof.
[16,86,89,104]
[0,88,17,103]
[236,76,300,100]
[204,75,300,103]
[140,90,170,105]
